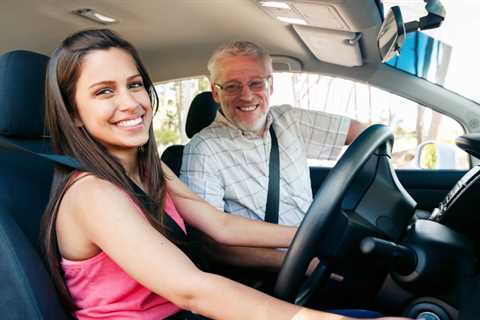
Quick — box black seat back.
[161,91,219,176]
[0,50,70,319]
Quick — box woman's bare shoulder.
[60,173,129,219]
[56,174,125,259]
[67,173,120,196]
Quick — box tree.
[154,110,180,146]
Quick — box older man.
[179,41,366,278]
[181,41,364,227]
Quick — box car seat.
[161,91,219,176]
[0,50,71,319]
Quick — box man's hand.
[346,119,368,145]
[305,257,320,276]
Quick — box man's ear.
[269,77,274,96]
[211,83,221,103]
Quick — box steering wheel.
[273,124,395,302]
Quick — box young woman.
[41,29,409,320]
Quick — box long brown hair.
[40,29,177,312]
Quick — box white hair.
[207,41,272,81]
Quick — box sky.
[384,0,480,103]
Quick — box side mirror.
[377,6,405,63]
[415,141,457,169]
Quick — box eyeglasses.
[214,76,271,96]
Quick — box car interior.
[161,91,219,176]
[1,0,480,319]
[0,50,70,319]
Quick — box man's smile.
[237,104,259,112]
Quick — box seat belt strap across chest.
[1,135,215,270]
[265,126,280,224]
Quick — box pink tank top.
[61,192,186,320]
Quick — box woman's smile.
[114,116,145,130]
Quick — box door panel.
[309,167,466,212]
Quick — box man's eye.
[224,83,241,92]
[249,80,265,90]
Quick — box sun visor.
[293,25,363,67]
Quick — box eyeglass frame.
[213,75,272,96]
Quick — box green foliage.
[153,76,211,147]
[154,128,179,145]
[420,143,437,169]
[155,110,180,145]
[394,126,416,140]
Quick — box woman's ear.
[73,116,84,127]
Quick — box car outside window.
[271,72,469,170]
[383,0,480,105]
[153,76,210,153]
[153,73,468,170]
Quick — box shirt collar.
[214,110,273,139]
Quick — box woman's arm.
[162,162,296,248]
[197,230,320,275]
[63,175,406,320]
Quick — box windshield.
[383,0,480,104]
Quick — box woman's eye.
[95,88,114,96]
[129,81,144,89]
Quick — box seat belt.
[0,136,81,169]
[0,135,188,241]
[1,132,282,227]
[0,135,213,270]
[264,126,280,224]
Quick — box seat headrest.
[185,91,219,138]
[0,50,49,138]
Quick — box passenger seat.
[0,50,71,319]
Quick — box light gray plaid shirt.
[180,104,350,226]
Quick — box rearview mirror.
[377,6,405,63]
[377,0,446,63]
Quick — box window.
[153,73,468,170]
[383,1,480,104]
[153,76,209,153]
[271,72,469,170]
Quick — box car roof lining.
[1,0,383,81]
[3,0,477,124]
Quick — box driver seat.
[0,50,71,319]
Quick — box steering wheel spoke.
[274,124,402,303]
[294,260,329,306]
